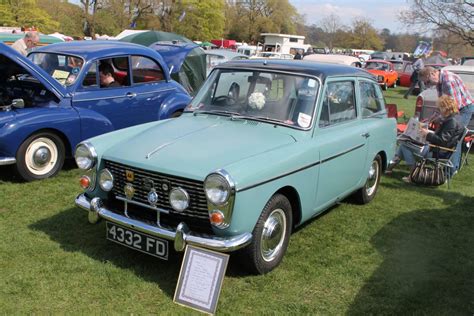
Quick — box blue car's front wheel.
[16,132,65,181]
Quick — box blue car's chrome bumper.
[75,193,252,253]
[0,157,16,165]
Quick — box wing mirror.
[12,99,25,109]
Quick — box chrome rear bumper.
[75,193,252,253]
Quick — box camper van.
[237,44,262,57]
[261,33,311,55]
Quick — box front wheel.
[392,81,397,88]
[16,132,65,181]
[240,194,292,274]
[354,155,381,204]
[382,82,388,90]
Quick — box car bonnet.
[101,115,297,181]
[0,42,67,98]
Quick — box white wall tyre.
[16,132,65,181]
[240,193,292,274]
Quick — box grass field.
[1,87,473,314]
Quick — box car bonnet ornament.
[124,183,135,200]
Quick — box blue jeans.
[396,142,430,167]
[451,104,473,171]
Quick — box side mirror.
[12,99,25,109]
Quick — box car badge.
[162,179,171,192]
[125,170,134,182]
[143,177,154,190]
[147,189,159,206]
[124,183,135,200]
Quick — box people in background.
[403,56,425,99]
[99,63,120,88]
[294,49,303,60]
[11,31,39,56]
[387,95,464,182]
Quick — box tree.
[318,13,344,49]
[350,18,383,50]
[400,0,474,46]
[172,0,224,40]
[37,0,83,37]
[0,0,59,33]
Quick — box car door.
[315,79,369,207]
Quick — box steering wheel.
[213,95,236,106]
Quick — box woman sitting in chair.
[387,95,464,182]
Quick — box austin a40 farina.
[75,60,396,274]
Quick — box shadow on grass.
[348,190,474,314]
[29,207,183,297]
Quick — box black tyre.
[16,132,65,181]
[382,83,388,90]
[171,111,183,118]
[241,194,292,274]
[392,81,397,88]
[354,155,382,204]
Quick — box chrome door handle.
[361,132,370,138]
[126,92,137,99]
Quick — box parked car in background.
[304,54,362,67]
[0,41,191,181]
[250,52,294,59]
[399,63,448,88]
[415,65,474,129]
[205,49,248,76]
[364,60,398,90]
[390,60,410,85]
[75,59,396,274]
[461,57,474,66]
[0,32,64,47]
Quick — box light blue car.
[75,60,397,274]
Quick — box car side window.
[82,61,98,87]
[319,81,356,127]
[131,56,164,84]
[360,81,384,117]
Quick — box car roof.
[442,65,474,73]
[303,54,360,65]
[205,49,248,59]
[33,40,158,59]
[216,59,375,81]
[367,59,391,64]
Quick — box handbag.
[409,159,446,186]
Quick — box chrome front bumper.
[75,193,252,253]
[0,157,16,166]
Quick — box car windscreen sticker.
[52,69,69,85]
[72,67,80,74]
[307,79,316,88]
[297,112,311,128]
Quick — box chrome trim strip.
[0,157,16,165]
[75,194,252,252]
[238,143,365,192]
[115,195,170,214]
[74,88,176,103]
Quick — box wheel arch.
[377,150,388,172]
[274,186,301,230]
[17,128,72,158]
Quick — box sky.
[289,0,410,34]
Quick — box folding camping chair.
[422,127,469,188]
[385,103,408,134]
[460,129,474,170]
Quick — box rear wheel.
[16,132,65,181]
[382,82,388,90]
[241,194,292,274]
[354,155,381,204]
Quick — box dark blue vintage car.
[0,41,191,181]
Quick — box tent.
[120,30,193,46]
[149,41,206,96]
[424,53,451,65]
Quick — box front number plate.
[106,222,169,260]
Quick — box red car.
[399,63,448,88]
[364,60,398,90]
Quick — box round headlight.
[75,142,97,170]
[169,187,189,212]
[204,173,230,205]
[99,168,114,192]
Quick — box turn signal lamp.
[209,211,225,228]
[80,176,90,189]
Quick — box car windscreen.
[186,69,319,129]
[29,52,85,86]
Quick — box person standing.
[419,66,474,171]
[11,31,39,56]
[403,56,425,98]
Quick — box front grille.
[103,160,213,234]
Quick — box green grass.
[1,87,473,314]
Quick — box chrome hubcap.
[366,160,379,196]
[260,208,286,262]
[33,147,51,166]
